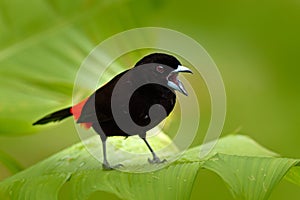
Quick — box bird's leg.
[141,136,167,164]
[101,136,111,170]
[100,136,123,170]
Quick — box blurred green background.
[0,0,299,199]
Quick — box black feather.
[33,107,72,125]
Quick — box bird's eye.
[156,65,164,73]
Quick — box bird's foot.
[148,156,167,164]
[102,163,124,170]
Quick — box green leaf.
[203,154,298,200]
[70,163,200,200]
[0,134,299,200]
[285,166,300,187]
[0,151,23,175]
[179,134,278,162]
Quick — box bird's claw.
[148,157,167,164]
[102,163,124,170]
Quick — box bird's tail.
[33,107,72,125]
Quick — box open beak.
[167,65,193,96]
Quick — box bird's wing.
[77,70,129,124]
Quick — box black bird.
[33,53,192,169]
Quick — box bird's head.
[134,53,193,96]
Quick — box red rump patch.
[70,98,92,129]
